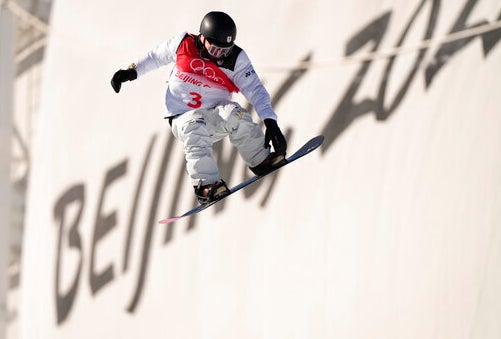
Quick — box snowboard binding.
[194,180,230,205]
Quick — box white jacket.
[135,32,277,121]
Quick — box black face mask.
[195,35,209,59]
[195,34,232,63]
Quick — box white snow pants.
[170,102,269,186]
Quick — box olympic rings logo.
[189,58,225,84]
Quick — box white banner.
[21,0,501,338]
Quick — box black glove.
[111,68,137,93]
[264,119,287,155]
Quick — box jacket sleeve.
[232,50,278,121]
[134,32,186,77]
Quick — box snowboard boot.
[249,152,287,176]
[194,180,230,205]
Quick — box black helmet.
[199,11,236,47]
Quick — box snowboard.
[158,135,324,224]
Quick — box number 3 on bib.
[187,92,202,109]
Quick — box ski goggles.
[206,39,234,59]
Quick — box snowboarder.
[111,11,287,204]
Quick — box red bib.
[176,35,239,93]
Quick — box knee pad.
[226,106,253,132]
